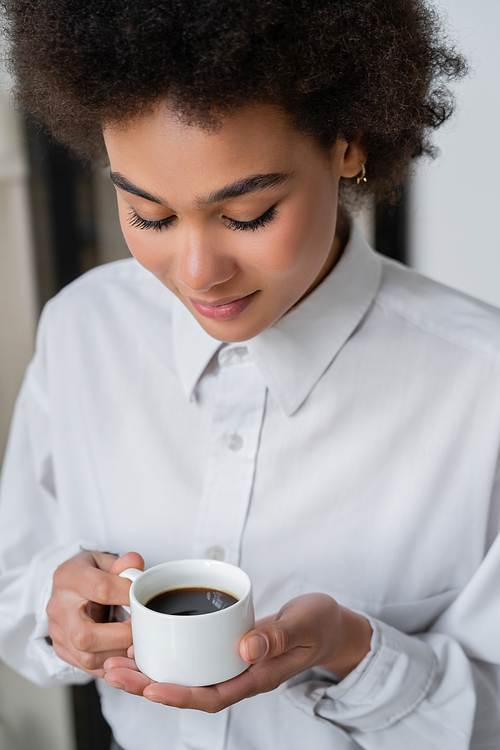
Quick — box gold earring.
[356,163,367,185]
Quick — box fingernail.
[145,694,164,704]
[246,634,268,662]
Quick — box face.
[103,103,364,342]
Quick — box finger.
[143,665,262,711]
[52,551,117,594]
[53,552,138,606]
[88,551,121,571]
[71,619,133,654]
[253,613,278,629]
[105,667,154,695]
[51,641,106,678]
[51,628,129,676]
[236,613,281,664]
[144,644,312,712]
[240,595,326,664]
[74,562,134,605]
[50,612,132,656]
[109,552,145,577]
[103,656,139,671]
[51,640,85,671]
[240,625,295,664]
[144,681,227,710]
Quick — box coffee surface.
[145,586,238,616]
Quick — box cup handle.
[111,567,143,619]
[119,567,143,583]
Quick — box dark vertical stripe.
[375,186,408,264]
[72,682,113,750]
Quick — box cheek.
[119,213,172,278]
[253,194,337,279]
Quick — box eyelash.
[126,205,278,233]
[127,210,175,232]
[225,205,277,232]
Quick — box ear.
[336,138,367,180]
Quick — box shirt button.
[233,346,248,357]
[206,545,225,561]
[225,433,243,451]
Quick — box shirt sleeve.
[0,308,93,687]
[285,490,500,748]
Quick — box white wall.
[410,0,500,307]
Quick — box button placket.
[192,357,267,567]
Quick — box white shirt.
[1,223,500,749]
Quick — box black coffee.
[145,587,238,616]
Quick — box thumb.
[109,551,145,576]
[240,618,296,664]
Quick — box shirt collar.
[173,222,382,415]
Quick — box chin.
[195,315,269,343]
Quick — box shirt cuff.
[285,616,437,732]
[28,541,99,683]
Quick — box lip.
[190,291,258,320]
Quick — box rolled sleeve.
[287,618,436,728]
[285,618,478,749]
[0,539,96,686]
[0,331,96,686]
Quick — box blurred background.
[0,0,498,747]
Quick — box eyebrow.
[110,172,165,204]
[195,172,294,209]
[109,170,294,209]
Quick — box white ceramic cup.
[119,559,255,686]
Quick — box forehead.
[103,102,327,203]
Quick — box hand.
[47,549,144,677]
[103,593,372,711]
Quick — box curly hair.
[1,0,466,200]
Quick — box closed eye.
[126,204,278,233]
[224,204,278,231]
[127,209,176,232]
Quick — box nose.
[175,227,237,294]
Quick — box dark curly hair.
[1,0,466,200]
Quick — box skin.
[47,102,373,710]
[103,102,362,342]
[47,551,142,677]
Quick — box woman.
[0,1,498,748]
